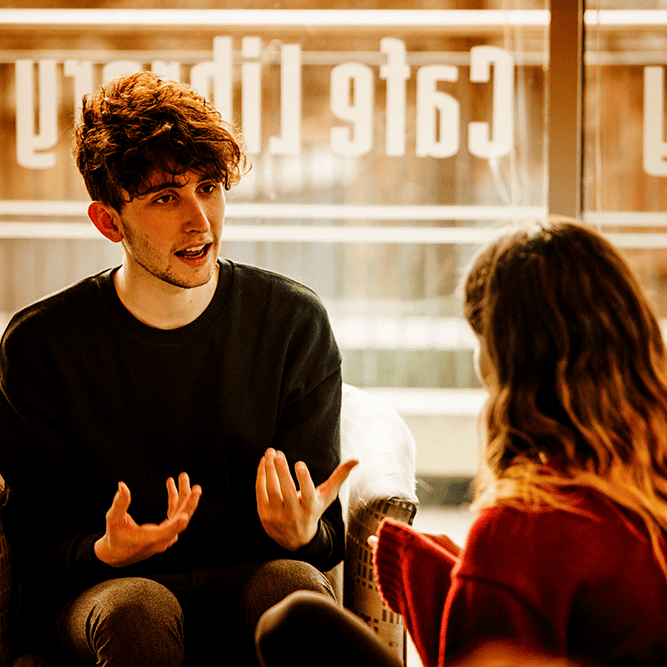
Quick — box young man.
[0,71,356,666]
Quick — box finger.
[180,483,203,520]
[171,472,194,515]
[106,481,131,522]
[178,471,192,497]
[175,472,201,518]
[157,497,198,532]
[166,477,178,517]
[274,451,299,510]
[264,449,284,505]
[316,460,359,507]
[294,461,316,509]
[255,456,269,506]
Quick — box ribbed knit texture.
[373,492,667,667]
[374,518,457,667]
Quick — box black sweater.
[0,260,343,602]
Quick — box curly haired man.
[0,71,356,666]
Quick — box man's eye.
[154,194,174,204]
[201,183,218,194]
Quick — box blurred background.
[1,0,666,508]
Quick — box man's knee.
[243,559,335,630]
[59,577,184,667]
[90,577,183,632]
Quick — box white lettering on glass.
[102,61,142,82]
[15,59,58,169]
[416,65,460,158]
[190,36,233,121]
[9,41,527,169]
[64,60,94,120]
[380,38,410,157]
[330,63,373,157]
[643,66,667,177]
[268,43,302,155]
[242,37,263,155]
[468,46,514,159]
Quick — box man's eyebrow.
[143,179,186,194]
[143,173,219,195]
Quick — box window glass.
[0,3,549,403]
[0,2,554,493]
[583,1,667,317]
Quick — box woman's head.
[462,217,667,478]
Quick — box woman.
[255,218,667,667]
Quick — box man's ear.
[88,201,124,243]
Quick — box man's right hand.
[94,472,202,568]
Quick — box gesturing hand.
[256,448,358,551]
[94,472,202,568]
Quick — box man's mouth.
[175,244,210,259]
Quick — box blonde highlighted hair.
[462,217,667,574]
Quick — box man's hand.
[255,448,358,551]
[94,472,202,568]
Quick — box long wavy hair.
[74,71,249,211]
[462,217,667,574]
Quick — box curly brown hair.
[74,71,249,210]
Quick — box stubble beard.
[121,226,218,291]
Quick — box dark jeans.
[54,559,334,667]
[255,590,404,667]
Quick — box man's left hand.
[255,448,358,551]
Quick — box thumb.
[317,459,359,506]
[106,481,131,521]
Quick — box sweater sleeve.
[269,284,345,573]
[374,518,459,667]
[274,360,344,573]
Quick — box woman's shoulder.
[470,490,637,541]
[462,489,654,579]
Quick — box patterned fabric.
[338,384,419,664]
[344,499,417,664]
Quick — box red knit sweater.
[374,491,667,666]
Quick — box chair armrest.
[337,383,419,664]
[344,497,416,664]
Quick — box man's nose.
[183,195,210,232]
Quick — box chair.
[329,383,419,663]
[0,383,419,666]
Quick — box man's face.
[116,169,225,290]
